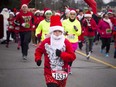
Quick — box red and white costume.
[35,15,76,87]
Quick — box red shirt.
[15,11,34,32]
[35,38,76,75]
[7,17,15,32]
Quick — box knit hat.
[49,15,64,33]
[84,10,92,17]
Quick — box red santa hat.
[44,8,52,15]
[49,15,64,33]
[69,8,76,14]
[84,10,92,17]
[107,9,113,14]
[34,10,40,15]
[9,12,15,16]
[21,4,28,9]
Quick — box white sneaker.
[23,56,27,60]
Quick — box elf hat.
[84,10,92,17]
[49,15,64,33]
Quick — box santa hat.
[21,4,28,9]
[65,8,70,14]
[70,9,76,14]
[107,9,113,14]
[34,10,40,15]
[84,10,92,17]
[44,8,52,15]
[49,15,64,33]
[9,12,15,16]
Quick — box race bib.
[15,27,20,30]
[67,34,75,39]
[9,26,14,29]
[106,28,112,34]
[52,70,68,80]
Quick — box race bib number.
[15,27,20,30]
[9,26,14,29]
[67,34,75,39]
[52,70,68,80]
[106,29,112,34]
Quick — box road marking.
[76,50,116,69]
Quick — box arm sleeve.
[60,39,76,62]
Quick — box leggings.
[101,37,111,53]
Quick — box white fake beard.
[50,33,65,50]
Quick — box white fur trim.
[45,10,52,15]
[49,26,64,33]
[70,10,76,13]
[21,4,28,9]
[84,14,92,17]
[34,10,40,14]
[9,12,15,16]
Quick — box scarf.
[103,18,113,29]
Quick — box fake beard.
[50,33,65,50]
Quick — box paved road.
[0,41,116,87]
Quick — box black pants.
[47,83,58,87]
[101,38,111,53]
[6,30,15,44]
[20,31,31,56]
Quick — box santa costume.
[35,15,76,87]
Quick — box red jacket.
[7,17,15,32]
[98,19,112,38]
[82,18,97,37]
[35,38,76,75]
[15,11,34,32]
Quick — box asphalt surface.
[0,41,116,87]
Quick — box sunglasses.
[70,13,76,15]
[45,12,52,15]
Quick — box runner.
[35,15,76,87]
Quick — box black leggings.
[101,38,111,53]
[47,83,58,87]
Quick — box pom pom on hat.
[49,15,64,33]
[84,10,92,17]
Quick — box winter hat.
[84,10,92,17]
[9,12,15,16]
[44,8,52,15]
[107,9,113,14]
[70,9,76,14]
[49,15,64,33]
[65,8,70,14]
[34,10,40,15]
[21,4,28,9]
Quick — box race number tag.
[67,34,75,39]
[15,27,20,30]
[52,70,68,80]
[106,28,112,34]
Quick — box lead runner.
[34,15,76,87]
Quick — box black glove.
[36,60,42,66]
[88,28,93,32]
[74,25,78,31]
[56,49,61,57]
[64,31,68,35]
